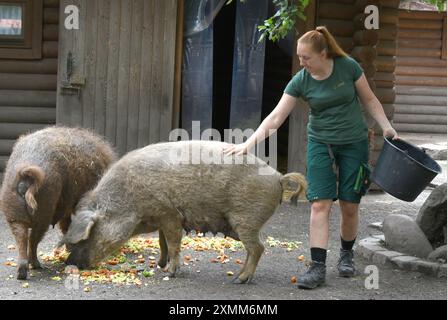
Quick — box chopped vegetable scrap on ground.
[5,234,304,287]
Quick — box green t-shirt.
[284,56,368,144]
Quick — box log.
[397,57,447,68]
[376,40,396,56]
[393,123,447,134]
[354,0,380,12]
[379,8,399,24]
[396,85,447,96]
[398,39,441,49]
[374,80,395,88]
[397,48,441,58]
[353,30,378,46]
[43,41,58,58]
[0,90,56,107]
[398,29,442,39]
[394,104,447,115]
[374,72,395,82]
[318,3,356,20]
[378,25,398,41]
[335,37,354,53]
[382,103,395,119]
[379,0,400,8]
[395,66,447,77]
[0,59,58,74]
[351,46,377,62]
[398,10,444,20]
[393,114,447,125]
[0,123,49,139]
[360,62,376,77]
[395,75,447,86]
[44,0,60,8]
[375,56,396,73]
[0,74,57,91]
[318,19,354,37]
[43,24,59,41]
[395,94,447,106]
[0,107,56,124]
[0,139,15,156]
[44,7,59,24]
[375,88,396,104]
[399,19,443,30]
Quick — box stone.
[412,260,439,276]
[371,250,404,267]
[356,240,386,260]
[428,244,447,262]
[431,149,447,161]
[383,214,433,259]
[438,264,447,278]
[416,184,447,245]
[390,256,420,271]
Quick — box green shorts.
[306,138,369,204]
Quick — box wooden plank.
[395,94,447,106]
[396,75,447,87]
[380,0,399,8]
[126,0,143,151]
[93,0,110,137]
[159,0,177,142]
[335,36,354,53]
[396,85,447,96]
[374,80,395,88]
[394,104,447,115]
[172,0,184,131]
[393,114,447,125]
[0,107,55,124]
[351,46,377,63]
[43,24,59,41]
[380,8,398,24]
[288,0,315,174]
[148,0,165,144]
[396,66,447,77]
[393,123,447,133]
[0,74,56,90]
[137,0,155,147]
[376,40,396,56]
[0,90,56,107]
[378,25,397,41]
[0,59,57,74]
[353,30,378,46]
[116,0,132,155]
[105,0,120,147]
[43,41,58,58]
[375,88,396,104]
[0,123,49,139]
[374,72,395,82]
[82,0,98,130]
[0,139,15,155]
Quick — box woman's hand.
[383,126,399,140]
[222,142,250,156]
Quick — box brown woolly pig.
[0,127,116,280]
[62,140,306,284]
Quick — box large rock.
[416,184,447,246]
[383,214,433,259]
[428,245,447,262]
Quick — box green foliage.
[422,0,446,11]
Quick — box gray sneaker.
[297,261,326,289]
[337,248,356,277]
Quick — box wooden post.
[287,0,316,174]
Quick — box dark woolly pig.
[0,127,116,280]
[62,140,306,284]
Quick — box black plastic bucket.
[370,137,442,202]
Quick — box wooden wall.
[57,0,178,156]
[0,0,59,172]
[394,9,447,134]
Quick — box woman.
[223,26,398,289]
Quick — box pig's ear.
[63,210,98,244]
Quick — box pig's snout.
[65,249,90,270]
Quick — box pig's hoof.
[233,275,253,284]
[30,261,43,270]
[158,259,167,268]
[17,266,28,280]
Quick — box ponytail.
[298,26,348,58]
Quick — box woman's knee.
[311,200,332,215]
